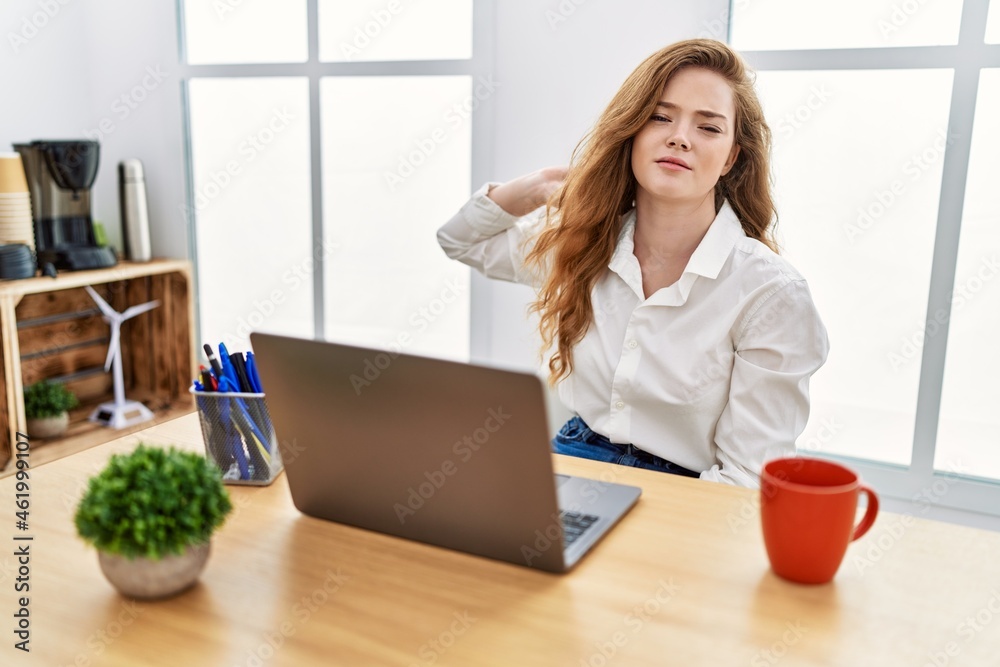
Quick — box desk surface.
[2,414,998,666]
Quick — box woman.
[437,39,829,487]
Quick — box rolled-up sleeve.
[701,278,830,487]
[437,183,548,287]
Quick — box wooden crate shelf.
[0,259,197,469]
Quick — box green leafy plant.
[23,380,79,419]
[74,444,233,560]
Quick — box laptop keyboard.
[560,511,600,546]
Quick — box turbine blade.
[105,325,120,372]
[85,286,119,320]
[121,300,160,321]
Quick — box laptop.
[250,332,642,573]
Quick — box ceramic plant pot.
[97,542,211,600]
[26,412,69,439]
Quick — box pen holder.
[190,387,283,485]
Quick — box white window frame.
[732,0,1000,526]
[176,0,494,350]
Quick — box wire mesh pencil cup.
[191,387,283,485]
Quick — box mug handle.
[850,484,879,541]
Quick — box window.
[319,76,472,359]
[988,0,1000,44]
[187,77,314,347]
[935,68,1000,480]
[317,0,472,62]
[732,1,1000,518]
[180,0,481,362]
[754,68,952,467]
[183,0,307,64]
[731,0,962,50]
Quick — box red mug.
[760,457,879,584]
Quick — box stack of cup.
[0,153,35,250]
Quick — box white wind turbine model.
[85,285,160,429]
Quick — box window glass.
[987,0,1000,44]
[320,76,473,360]
[935,69,1000,480]
[755,69,954,465]
[318,0,473,62]
[189,78,314,351]
[183,0,307,64]
[731,0,962,50]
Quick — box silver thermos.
[118,158,152,261]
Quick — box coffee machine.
[13,140,117,270]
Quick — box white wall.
[0,0,187,260]
[476,0,730,369]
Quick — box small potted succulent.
[24,379,78,438]
[74,443,233,599]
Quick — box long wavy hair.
[526,39,777,385]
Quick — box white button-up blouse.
[437,184,830,487]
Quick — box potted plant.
[74,443,233,599]
[24,379,79,438]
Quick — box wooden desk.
[2,413,998,666]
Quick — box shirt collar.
[608,200,745,305]
[608,209,644,300]
[683,200,744,280]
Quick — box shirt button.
[615,401,625,410]
[628,340,638,349]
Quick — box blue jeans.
[552,416,701,478]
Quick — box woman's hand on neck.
[487,166,568,217]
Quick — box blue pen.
[223,385,271,455]
[244,350,275,453]
[245,352,263,393]
[243,350,275,459]
[230,407,271,466]
[217,374,251,479]
[217,342,241,390]
[218,353,271,478]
